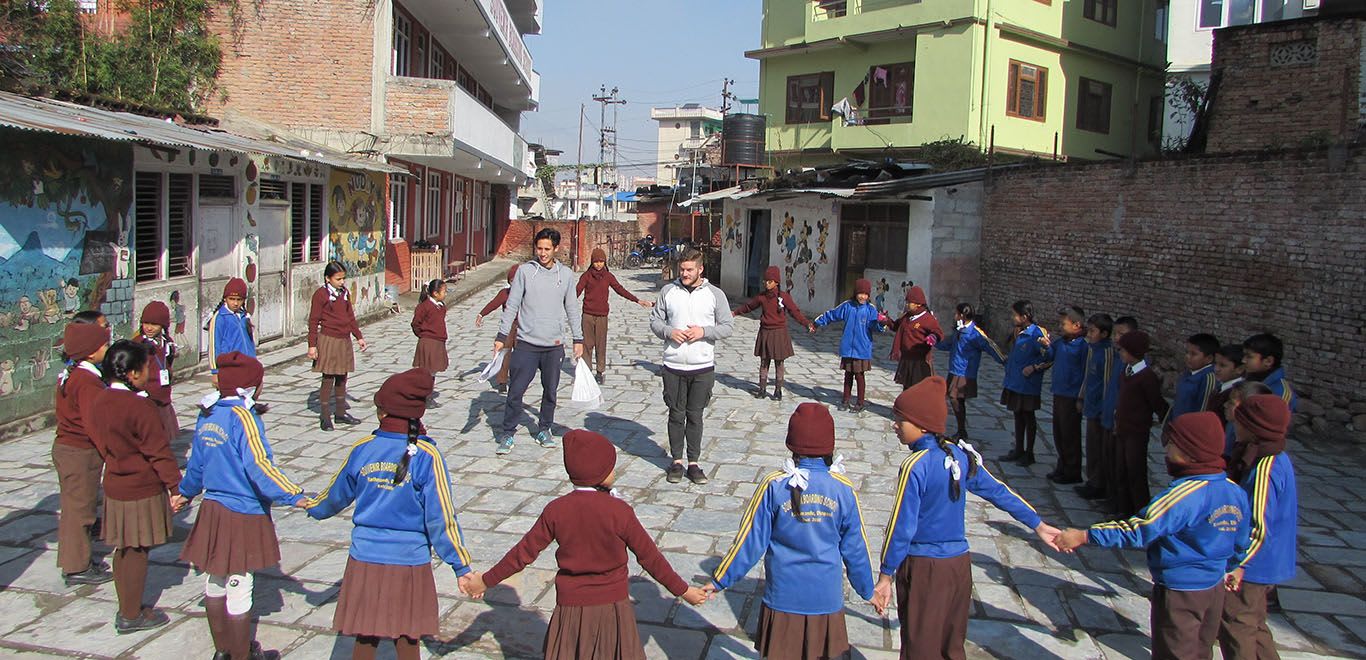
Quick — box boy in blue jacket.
[205,278,256,377]
[1242,333,1298,413]
[1076,313,1114,500]
[1038,306,1089,484]
[1220,394,1298,660]
[936,302,1006,441]
[998,300,1050,466]
[811,279,888,413]
[708,403,873,659]
[1164,333,1220,430]
[1058,412,1251,660]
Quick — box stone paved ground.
[0,267,1363,659]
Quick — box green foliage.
[917,137,988,171]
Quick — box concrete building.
[651,105,723,186]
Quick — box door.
[838,222,868,302]
[254,203,288,342]
[744,209,772,297]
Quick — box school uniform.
[1112,360,1170,517]
[576,266,641,374]
[308,284,363,375]
[1088,473,1251,660]
[1165,364,1218,426]
[712,460,874,659]
[206,305,255,374]
[733,288,810,362]
[1079,340,1114,492]
[812,300,884,373]
[1253,368,1298,413]
[1220,453,1297,660]
[136,332,179,439]
[52,362,107,574]
[1101,345,1125,502]
[890,311,943,389]
[479,286,517,385]
[90,384,180,549]
[1000,324,1049,411]
[882,435,1042,660]
[1043,334,1089,482]
[410,298,449,373]
[938,321,1006,400]
[1210,377,1245,457]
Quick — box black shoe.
[497,383,508,394]
[319,418,334,431]
[1075,484,1107,500]
[1050,473,1083,485]
[64,562,114,586]
[999,449,1023,462]
[212,641,265,660]
[752,388,767,399]
[665,463,685,483]
[1015,452,1036,467]
[114,607,170,634]
[771,390,783,402]
[595,372,604,384]
[686,464,709,485]
[334,413,362,425]
[851,402,865,414]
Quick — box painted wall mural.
[327,169,386,313]
[722,211,743,252]
[775,211,831,302]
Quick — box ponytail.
[418,279,443,303]
[788,454,835,522]
[393,418,420,485]
[937,435,963,502]
[101,340,149,390]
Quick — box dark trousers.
[1152,584,1225,660]
[895,554,971,660]
[502,344,564,436]
[1111,428,1151,517]
[661,369,714,463]
[1052,395,1083,480]
[1084,417,1107,489]
[582,313,609,374]
[52,441,103,574]
[1219,582,1281,660]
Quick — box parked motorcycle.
[626,240,674,269]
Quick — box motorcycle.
[626,238,674,269]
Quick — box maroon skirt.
[754,326,795,361]
[334,557,438,640]
[1001,388,1042,412]
[543,599,644,660]
[755,604,850,660]
[894,357,934,388]
[840,358,871,373]
[313,333,355,375]
[180,500,282,576]
[412,337,449,373]
[103,491,172,549]
[156,402,180,441]
[947,375,978,400]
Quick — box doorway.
[744,209,771,297]
[254,202,288,342]
[837,222,867,302]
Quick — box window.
[289,182,326,264]
[392,12,411,76]
[259,179,288,200]
[133,172,161,282]
[166,174,192,278]
[1155,0,1169,41]
[478,87,493,109]
[841,204,909,272]
[389,178,407,240]
[1006,60,1047,121]
[1199,0,1269,28]
[198,174,235,199]
[814,0,847,18]
[785,72,835,124]
[425,172,442,238]
[1148,96,1165,149]
[472,182,485,234]
[452,178,466,234]
[1199,0,1223,26]
[1076,77,1113,133]
[1084,0,1117,26]
[867,62,914,119]
[430,45,445,80]
[133,171,193,282]
[458,67,477,96]
[309,183,324,261]
[77,0,97,13]
[690,121,700,138]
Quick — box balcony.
[400,0,539,111]
[384,76,524,180]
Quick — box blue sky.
[521,0,763,178]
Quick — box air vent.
[199,174,236,199]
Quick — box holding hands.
[1034,522,1064,551]
[459,571,486,599]
[682,585,710,606]
[637,300,655,308]
[1224,568,1244,592]
[169,493,190,513]
[1055,528,1089,553]
[871,574,894,616]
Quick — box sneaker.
[534,430,558,448]
[665,463,685,483]
[64,562,114,586]
[495,436,516,455]
[114,607,170,634]
[685,464,709,485]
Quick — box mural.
[722,211,743,252]
[774,211,831,302]
[0,132,135,424]
[328,169,386,277]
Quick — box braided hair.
[418,279,445,304]
[101,340,149,390]
[789,453,834,521]
[955,302,975,322]
[934,434,980,502]
[204,299,255,341]
[392,418,421,485]
[59,311,108,395]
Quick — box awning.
[0,91,408,175]
[681,185,860,206]
[603,190,637,203]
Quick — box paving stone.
[1278,588,1366,617]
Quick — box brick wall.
[980,147,1366,440]
[497,220,645,271]
[384,78,452,135]
[1207,17,1364,152]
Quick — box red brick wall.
[980,147,1365,438]
[497,220,643,271]
[384,78,452,135]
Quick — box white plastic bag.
[477,349,509,383]
[572,358,602,407]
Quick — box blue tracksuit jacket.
[1043,334,1089,398]
[712,459,875,615]
[306,430,472,574]
[881,435,1041,574]
[813,301,884,361]
[1088,473,1251,590]
[1101,346,1125,430]
[180,399,304,514]
[1238,453,1298,585]
[1258,368,1299,414]
[1080,340,1114,419]
[1001,324,1049,397]
[206,305,256,374]
[936,322,1005,379]
[1165,365,1218,426]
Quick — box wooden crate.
[410,248,444,292]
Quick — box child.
[53,318,113,586]
[1038,306,1089,484]
[308,261,368,432]
[177,351,304,660]
[936,303,1005,441]
[1221,380,1273,462]
[889,286,943,390]
[134,301,180,441]
[1242,333,1297,413]
[1075,313,1114,500]
[1164,333,1220,428]
[732,266,812,401]
[410,279,449,378]
[206,278,256,375]
[708,403,873,658]
[874,376,1060,659]
[91,340,182,633]
[306,369,477,660]
[811,278,887,413]
[997,300,1049,467]
[475,265,521,394]
[577,247,653,384]
[1112,330,1171,519]
[1100,316,1138,508]
[1057,412,1250,660]
[1207,344,1246,428]
[1220,394,1297,660]
[467,430,708,655]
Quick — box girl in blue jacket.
[177,351,304,660]
[305,369,477,660]
[811,278,887,413]
[708,403,874,659]
[205,278,256,376]
[998,300,1050,467]
[936,303,1006,441]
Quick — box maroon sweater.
[890,311,943,362]
[733,289,810,330]
[479,289,510,317]
[307,286,362,346]
[89,386,180,500]
[410,299,448,341]
[576,269,639,317]
[54,364,106,450]
[1115,366,1170,438]
[135,333,176,405]
[482,490,688,606]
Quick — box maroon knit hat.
[1116,330,1151,358]
[563,429,616,486]
[374,368,435,420]
[854,279,872,296]
[223,278,248,299]
[904,286,927,306]
[591,248,607,264]
[1234,394,1291,442]
[62,322,110,361]
[893,375,948,435]
[764,266,781,284]
[1167,412,1227,474]
[786,403,835,456]
[506,265,519,283]
[140,301,171,328]
[216,351,265,397]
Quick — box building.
[651,105,724,186]
[747,0,1168,165]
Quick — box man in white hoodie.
[650,250,733,484]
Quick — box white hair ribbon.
[943,454,962,482]
[957,440,984,467]
[236,387,257,410]
[829,454,847,475]
[406,442,418,457]
[783,457,810,491]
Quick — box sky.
[520,0,763,180]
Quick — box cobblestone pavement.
[0,268,1363,659]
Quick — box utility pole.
[592,85,625,221]
[720,78,735,116]
[575,103,584,222]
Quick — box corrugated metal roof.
[0,91,407,175]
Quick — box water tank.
[723,113,766,166]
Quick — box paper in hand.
[478,349,509,382]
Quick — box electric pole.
[592,85,625,220]
[721,78,735,116]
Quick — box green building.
[748,0,1168,167]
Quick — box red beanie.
[140,301,171,328]
[764,266,781,284]
[893,375,948,435]
[62,322,110,361]
[1167,412,1227,472]
[854,279,872,296]
[506,265,519,283]
[591,248,607,264]
[216,352,264,396]
[904,286,927,306]
[786,403,835,456]
[1116,330,1151,359]
[374,368,435,420]
[563,429,616,486]
[1234,394,1291,442]
[223,278,248,299]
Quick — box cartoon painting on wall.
[722,212,743,252]
[774,211,832,302]
[328,169,386,277]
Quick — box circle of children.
[48,252,1298,660]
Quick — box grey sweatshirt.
[649,277,733,371]
[497,260,583,348]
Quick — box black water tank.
[723,113,766,166]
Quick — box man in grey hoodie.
[493,228,583,454]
